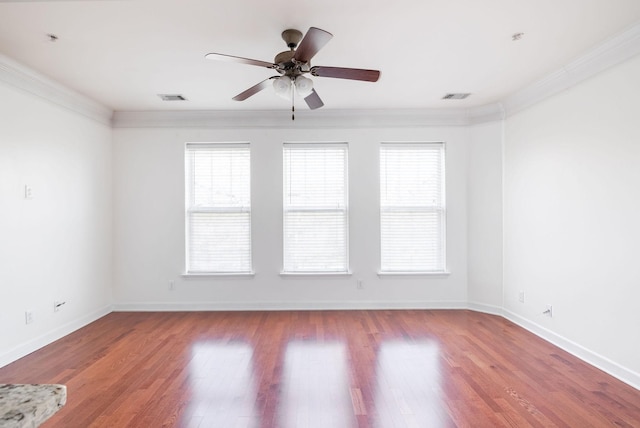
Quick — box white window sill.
[377,271,450,278]
[280,271,353,278]
[182,271,255,278]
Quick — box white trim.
[467,301,504,316]
[379,142,447,273]
[469,303,640,389]
[186,141,250,149]
[502,309,640,391]
[185,144,253,273]
[502,21,640,118]
[0,52,113,126]
[0,305,113,369]
[283,141,349,148]
[110,23,640,129]
[112,300,468,312]
[376,271,451,277]
[1,303,638,391]
[182,272,256,278]
[3,22,640,129]
[468,103,506,125]
[111,105,507,129]
[282,142,350,273]
[112,108,476,128]
[279,271,353,277]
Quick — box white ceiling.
[1,0,640,113]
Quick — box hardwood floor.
[1,310,638,427]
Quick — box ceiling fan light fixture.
[294,76,314,97]
[273,76,292,99]
[208,27,380,111]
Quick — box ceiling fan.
[205,27,380,118]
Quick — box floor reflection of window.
[374,341,448,427]
[278,341,356,428]
[182,342,258,428]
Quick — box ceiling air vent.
[442,93,471,100]
[158,94,187,101]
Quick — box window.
[283,143,349,273]
[185,143,252,274]
[380,142,446,273]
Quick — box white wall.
[0,80,113,366]
[467,121,504,311]
[3,41,638,390]
[113,126,470,309]
[504,54,640,382]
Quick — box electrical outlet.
[169,281,175,291]
[518,291,525,303]
[357,279,364,289]
[24,185,34,199]
[25,311,34,324]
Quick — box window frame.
[282,142,350,275]
[184,142,253,276]
[378,141,447,275]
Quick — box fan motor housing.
[274,50,295,67]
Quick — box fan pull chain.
[291,88,295,120]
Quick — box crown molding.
[0,53,113,126]
[502,21,640,117]
[467,103,506,124]
[3,21,640,129]
[113,22,640,129]
[112,103,508,129]
[112,108,481,129]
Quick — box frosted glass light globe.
[273,76,292,99]
[294,76,314,97]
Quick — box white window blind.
[283,143,349,273]
[380,143,446,273]
[185,143,252,273]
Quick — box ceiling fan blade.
[233,77,278,101]
[293,27,333,63]
[205,52,277,69]
[304,89,324,110]
[311,66,380,82]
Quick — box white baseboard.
[112,300,468,312]
[502,309,640,391]
[466,301,504,316]
[0,305,113,369]
[2,302,638,392]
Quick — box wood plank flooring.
[0,310,638,427]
